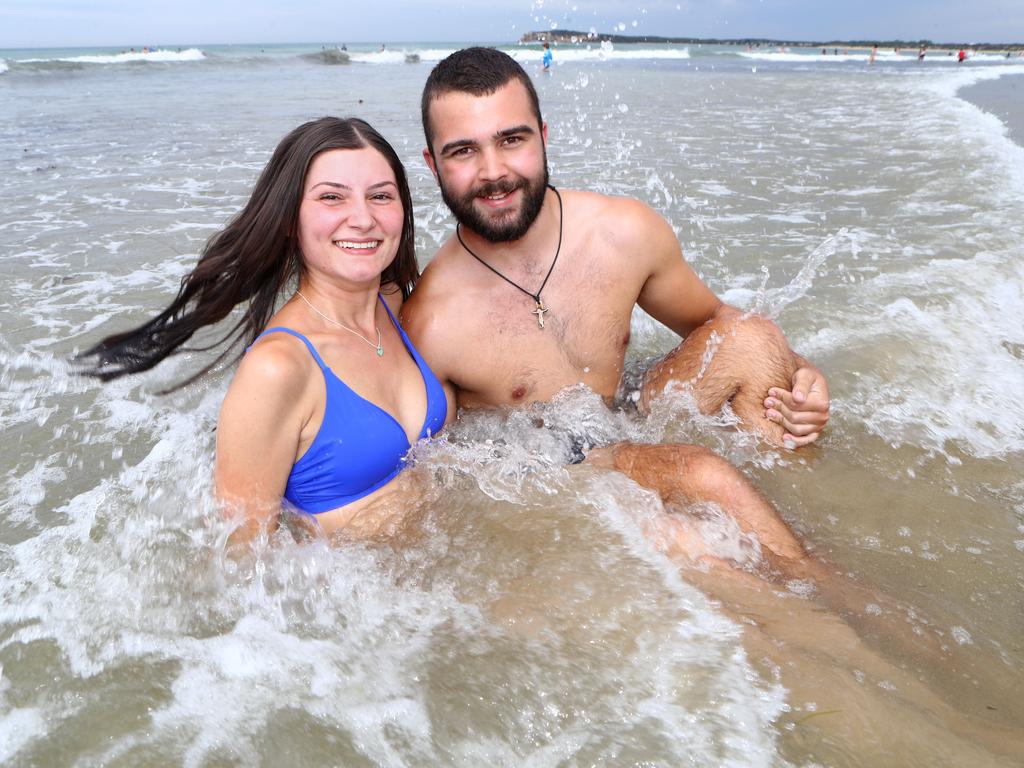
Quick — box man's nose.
[478,147,507,182]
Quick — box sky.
[1,0,1022,49]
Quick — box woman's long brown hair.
[79,117,419,390]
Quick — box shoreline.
[957,73,1024,149]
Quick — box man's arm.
[627,200,829,446]
[401,278,459,425]
[627,200,723,337]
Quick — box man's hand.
[763,366,830,448]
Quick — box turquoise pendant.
[376,346,384,357]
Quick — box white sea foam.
[0,706,45,763]
[0,349,786,764]
[20,48,205,65]
[739,50,876,63]
[737,50,1022,66]
[0,59,8,75]
[510,46,690,62]
[348,49,421,64]
[842,253,1024,458]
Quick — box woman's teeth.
[333,240,379,249]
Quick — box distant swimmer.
[918,46,926,61]
[958,48,967,63]
[542,42,553,72]
[869,45,877,65]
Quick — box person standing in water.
[542,42,553,72]
[81,118,451,544]
[404,48,830,570]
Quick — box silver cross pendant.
[531,301,549,329]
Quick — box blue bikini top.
[250,295,447,514]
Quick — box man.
[403,47,829,569]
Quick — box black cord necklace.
[456,185,562,329]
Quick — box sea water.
[1,41,1023,766]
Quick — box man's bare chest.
[452,281,635,405]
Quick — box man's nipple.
[511,385,528,401]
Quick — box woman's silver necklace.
[295,291,384,357]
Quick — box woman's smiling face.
[297,146,404,287]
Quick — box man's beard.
[439,161,550,243]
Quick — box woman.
[81,117,453,541]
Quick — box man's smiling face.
[424,79,549,243]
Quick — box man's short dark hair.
[421,47,543,156]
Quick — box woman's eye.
[319,193,341,201]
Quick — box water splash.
[751,228,849,319]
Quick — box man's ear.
[541,121,549,147]
[423,147,439,183]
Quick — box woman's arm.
[214,338,312,546]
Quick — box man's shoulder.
[402,243,467,339]
[562,188,666,231]
[407,242,460,309]
[561,188,675,255]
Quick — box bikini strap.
[249,327,330,372]
[377,292,403,334]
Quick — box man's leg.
[585,441,809,569]
[639,313,796,445]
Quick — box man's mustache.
[470,179,524,198]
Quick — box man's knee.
[640,313,796,431]
[591,442,734,501]
[670,445,750,502]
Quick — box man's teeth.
[485,191,510,200]
[334,240,379,249]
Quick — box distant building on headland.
[519,29,1023,52]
